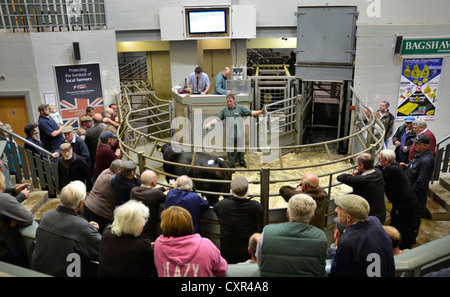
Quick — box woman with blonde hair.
[154,206,227,277]
[98,200,157,277]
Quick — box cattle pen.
[115,80,386,245]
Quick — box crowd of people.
[0,99,443,278]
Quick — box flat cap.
[80,115,92,122]
[334,194,370,221]
[231,176,248,198]
[62,126,73,133]
[60,142,72,151]
[99,130,116,141]
[404,115,415,123]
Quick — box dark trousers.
[390,207,416,249]
[82,204,112,235]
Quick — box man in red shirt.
[92,130,120,180]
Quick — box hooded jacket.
[154,233,227,277]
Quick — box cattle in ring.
[157,143,232,204]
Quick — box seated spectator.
[62,125,91,168]
[98,200,157,277]
[226,233,261,277]
[256,194,328,277]
[57,143,93,192]
[93,130,120,180]
[213,176,263,264]
[330,194,395,277]
[31,181,101,277]
[165,175,209,234]
[130,170,167,241]
[0,172,34,267]
[154,206,227,277]
[83,159,122,234]
[111,160,141,206]
[0,159,30,202]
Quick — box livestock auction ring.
[116,80,386,244]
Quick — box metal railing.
[116,83,386,228]
[432,134,450,182]
[0,0,106,32]
[0,126,59,196]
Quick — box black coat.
[376,163,417,211]
[213,196,263,264]
[337,169,386,224]
[57,153,93,191]
[392,124,416,163]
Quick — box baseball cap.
[231,176,248,198]
[412,134,430,144]
[404,115,415,123]
[334,194,370,221]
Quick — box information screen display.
[188,10,226,34]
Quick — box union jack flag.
[60,97,104,128]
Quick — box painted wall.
[0,30,120,123]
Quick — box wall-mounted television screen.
[188,10,227,34]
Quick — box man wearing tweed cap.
[330,194,395,277]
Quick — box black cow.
[158,143,232,204]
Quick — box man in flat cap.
[57,142,92,192]
[330,194,395,277]
[77,115,93,140]
[62,125,91,167]
[402,133,435,242]
[214,176,263,264]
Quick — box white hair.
[59,180,86,209]
[175,175,193,191]
[111,200,149,237]
[288,194,317,224]
[380,149,396,164]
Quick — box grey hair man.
[165,175,209,234]
[256,194,327,277]
[32,181,101,276]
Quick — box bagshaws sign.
[402,38,450,55]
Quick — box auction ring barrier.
[115,82,385,232]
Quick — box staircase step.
[428,184,450,211]
[33,199,60,222]
[439,173,450,192]
[21,191,49,215]
[426,198,450,221]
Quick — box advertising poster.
[396,58,442,120]
[55,63,104,128]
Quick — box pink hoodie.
[154,233,227,277]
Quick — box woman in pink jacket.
[154,206,227,277]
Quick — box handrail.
[0,126,55,158]
[437,134,450,146]
[116,84,385,204]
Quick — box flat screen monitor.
[188,10,227,34]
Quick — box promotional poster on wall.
[54,63,104,128]
[396,58,442,120]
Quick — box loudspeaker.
[73,42,81,60]
[394,36,403,54]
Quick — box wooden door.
[0,97,30,147]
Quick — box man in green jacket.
[205,93,265,168]
[255,194,328,277]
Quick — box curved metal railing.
[115,84,386,225]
